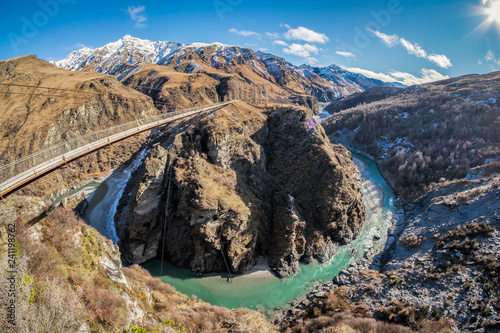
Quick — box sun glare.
[486,0,500,23]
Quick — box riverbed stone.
[315,291,329,298]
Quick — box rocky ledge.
[116,102,365,278]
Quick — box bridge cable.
[160,160,174,276]
[0,82,177,107]
[221,244,232,282]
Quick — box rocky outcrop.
[117,102,365,278]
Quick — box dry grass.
[0,55,157,165]
[438,221,494,244]
[286,313,414,333]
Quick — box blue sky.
[1,0,499,85]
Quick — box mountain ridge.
[53,35,401,107]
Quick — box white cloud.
[336,51,357,58]
[307,57,319,65]
[485,50,495,62]
[229,28,261,37]
[282,43,319,58]
[265,32,281,39]
[399,38,428,58]
[484,50,500,66]
[280,23,291,29]
[126,6,147,28]
[371,29,452,69]
[370,29,399,47]
[426,54,453,69]
[65,43,93,51]
[399,38,452,68]
[273,40,289,46]
[347,67,449,86]
[259,48,268,52]
[389,68,449,86]
[478,59,483,65]
[284,26,329,44]
[347,68,397,82]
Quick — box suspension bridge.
[0,100,235,198]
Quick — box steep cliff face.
[117,102,365,277]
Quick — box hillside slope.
[0,55,158,166]
[326,71,499,115]
[306,71,500,331]
[0,201,278,333]
[0,55,165,199]
[280,175,499,332]
[323,71,500,200]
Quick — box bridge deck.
[0,101,234,197]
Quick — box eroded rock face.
[117,102,365,277]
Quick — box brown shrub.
[123,264,176,295]
[375,301,433,330]
[43,207,86,264]
[437,222,494,247]
[22,236,64,280]
[286,316,338,333]
[363,285,376,294]
[0,252,85,333]
[401,235,426,249]
[81,285,127,329]
[323,290,355,314]
[286,313,414,333]
[419,318,453,333]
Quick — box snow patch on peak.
[185,42,232,50]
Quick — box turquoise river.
[142,153,397,315]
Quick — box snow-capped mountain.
[55,35,185,77]
[302,64,405,90]
[53,35,400,107]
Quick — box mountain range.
[53,35,403,110]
